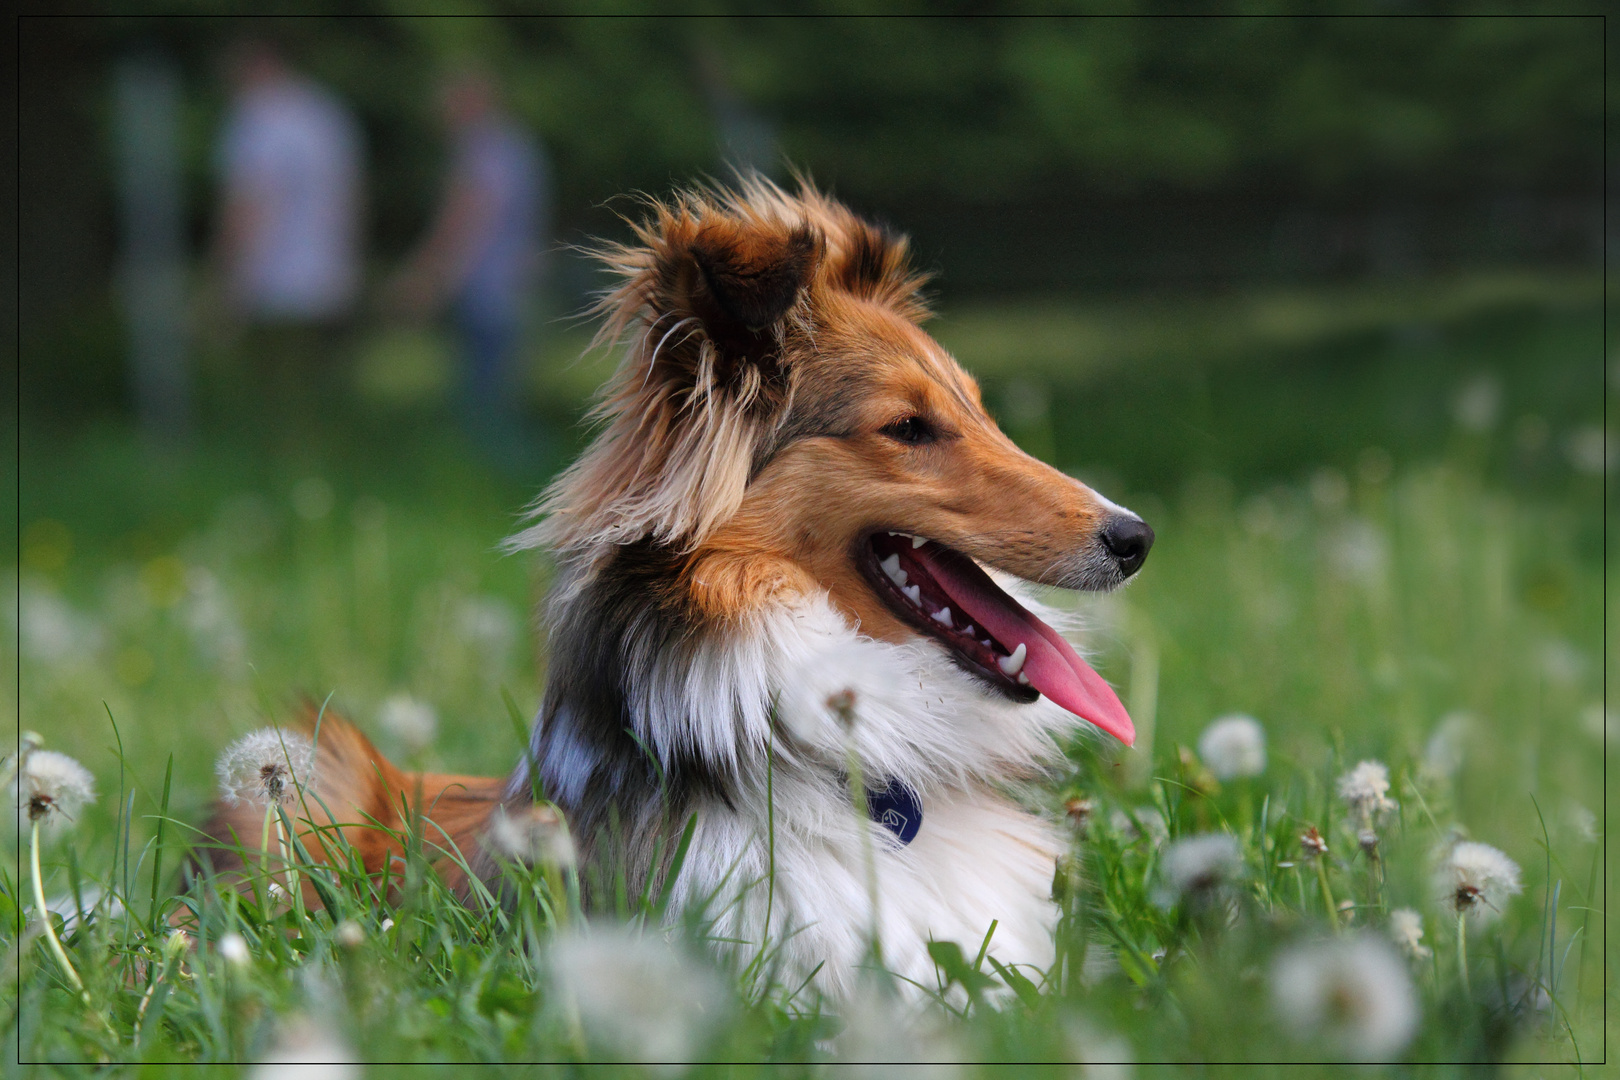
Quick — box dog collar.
[865,779,922,845]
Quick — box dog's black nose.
[1101,516,1154,577]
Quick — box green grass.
[6,302,1608,1072]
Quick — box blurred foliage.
[24,7,1603,255]
[16,8,1604,421]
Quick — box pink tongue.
[919,548,1136,747]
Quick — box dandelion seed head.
[1337,760,1397,830]
[1197,714,1267,780]
[1434,840,1522,924]
[219,931,250,966]
[377,693,438,751]
[216,729,316,807]
[836,978,966,1073]
[486,802,576,868]
[1388,909,1431,961]
[1157,833,1244,907]
[1111,807,1168,847]
[14,749,95,837]
[1299,826,1329,859]
[551,927,729,1068]
[1270,934,1420,1060]
[1422,711,1472,779]
[251,1012,358,1079]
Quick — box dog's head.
[523,179,1151,745]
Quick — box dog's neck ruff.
[865,779,922,845]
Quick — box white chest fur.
[679,779,1064,1001]
[645,592,1090,1000]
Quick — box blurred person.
[210,38,363,416]
[384,67,549,459]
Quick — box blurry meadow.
[9,11,1609,1074]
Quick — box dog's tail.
[191,710,506,898]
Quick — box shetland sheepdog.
[200,178,1153,1000]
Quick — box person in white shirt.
[211,39,363,417]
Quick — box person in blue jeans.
[387,68,550,460]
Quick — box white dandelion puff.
[1388,909,1431,961]
[0,730,45,792]
[216,729,316,807]
[836,979,966,1073]
[486,802,576,868]
[551,927,730,1067]
[377,693,438,752]
[1422,712,1472,779]
[1337,760,1397,831]
[1156,833,1244,907]
[1110,807,1168,847]
[1271,934,1420,1061]
[1197,714,1267,780]
[1434,841,1522,925]
[250,1013,358,1080]
[218,931,250,967]
[14,749,96,838]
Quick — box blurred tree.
[16,5,1603,414]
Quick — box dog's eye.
[880,415,937,445]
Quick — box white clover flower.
[1388,908,1431,961]
[1434,841,1522,925]
[216,729,316,808]
[551,927,730,1067]
[378,693,438,751]
[486,802,576,868]
[1156,833,1244,907]
[1337,760,1397,831]
[1196,714,1267,780]
[218,931,250,966]
[1271,934,1419,1061]
[14,749,96,838]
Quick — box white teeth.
[932,606,953,627]
[998,642,1027,677]
[960,623,976,637]
[902,584,921,606]
[980,639,993,650]
[879,554,908,586]
[1017,672,1031,686]
[912,535,927,549]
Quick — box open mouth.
[858,531,1136,746]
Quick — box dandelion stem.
[1456,912,1469,997]
[29,818,87,995]
[272,809,306,923]
[258,801,274,885]
[1315,857,1340,931]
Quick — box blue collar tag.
[866,780,923,845]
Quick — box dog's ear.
[655,216,820,388]
[523,197,824,552]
